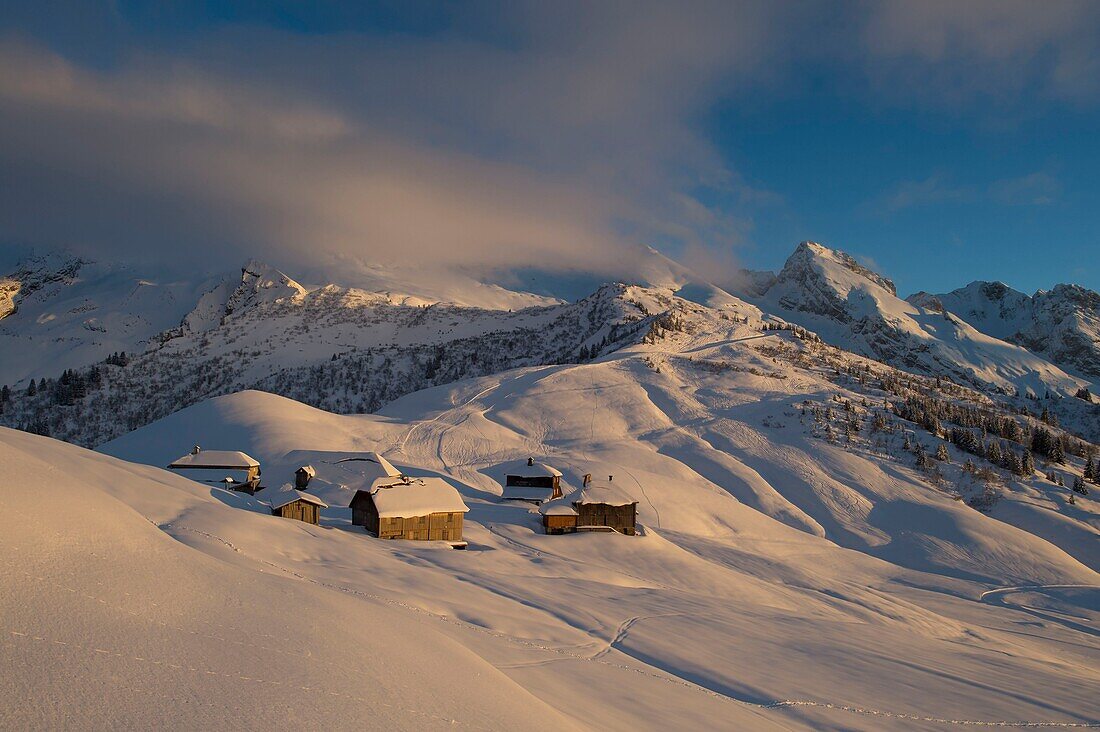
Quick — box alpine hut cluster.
[539,474,638,535]
[167,446,263,494]
[502,458,563,504]
[350,476,470,547]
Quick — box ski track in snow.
[979,585,1100,602]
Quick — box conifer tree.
[1048,437,1065,464]
[26,379,36,397]
[1019,450,1035,477]
[936,443,950,462]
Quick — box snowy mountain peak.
[926,280,1100,378]
[227,260,307,314]
[0,252,89,320]
[757,241,1088,397]
[763,241,898,325]
[784,241,897,297]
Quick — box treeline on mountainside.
[0,314,648,447]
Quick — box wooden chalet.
[167,446,263,494]
[267,488,328,525]
[502,458,563,504]
[572,475,638,535]
[539,499,578,534]
[349,476,469,546]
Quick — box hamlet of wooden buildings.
[539,474,638,535]
[502,458,563,504]
[167,446,263,494]
[350,476,470,547]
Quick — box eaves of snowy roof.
[508,462,562,478]
[538,499,578,516]
[574,482,637,507]
[265,489,329,510]
[336,451,401,478]
[168,450,259,469]
[366,477,469,518]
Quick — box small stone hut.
[502,458,563,504]
[573,476,638,535]
[167,446,263,494]
[267,488,329,525]
[349,477,470,546]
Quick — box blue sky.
[0,1,1097,296]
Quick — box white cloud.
[0,3,788,281]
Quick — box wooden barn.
[167,446,263,494]
[502,458,563,504]
[267,488,328,525]
[539,500,578,534]
[349,477,469,546]
[573,476,638,535]
[294,465,316,489]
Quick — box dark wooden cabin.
[502,458,563,503]
[167,447,262,493]
[350,477,470,545]
[294,465,315,489]
[572,476,638,535]
[268,489,328,525]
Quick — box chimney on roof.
[527,457,534,466]
[192,445,201,455]
[583,473,592,487]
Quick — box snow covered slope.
[1,280,763,447]
[9,279,1100,727]
[911,281,1100,379]
[0,428,586,730]
[94,350,1100,727]
[757,242,1091,397]
[0,253,223,385]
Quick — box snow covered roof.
[538,499,578,516]
[366,477,469,518]
[265,488,329,510]
[296,465,316,477]
[507,462,562,478]
[266,489,328,510]
[573,481,637,507]
[168,449,259,469]
[336,452,401,478]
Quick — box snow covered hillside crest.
[0,252,224,385]
[912,281,1100,379]
[756,241,1090,398]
